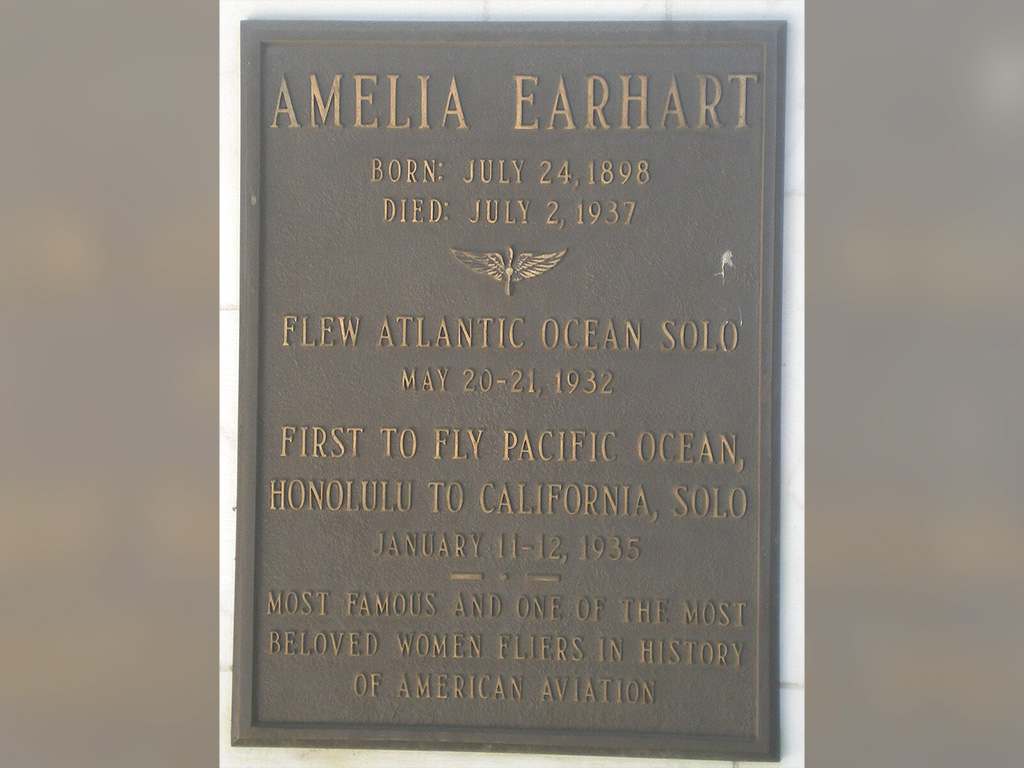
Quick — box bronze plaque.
[233,21,785,760]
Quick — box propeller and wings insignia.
[450,246,566,296]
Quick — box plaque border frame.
[232,20,786,760]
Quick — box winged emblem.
[450,246,567,296]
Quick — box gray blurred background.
[0,1,216,766]
[807,0,1024,765]
[0,0,1020,766]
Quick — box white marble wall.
[219,2,805,765]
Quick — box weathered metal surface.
[233,20,785,760]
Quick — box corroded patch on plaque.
[233,21,785,760]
